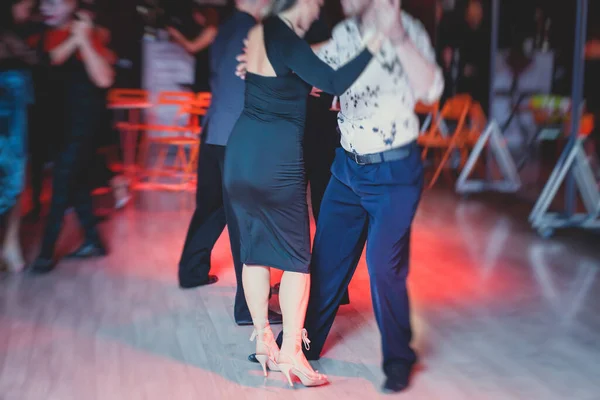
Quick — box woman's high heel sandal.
[277,329,329,388]
[250,325,280,376]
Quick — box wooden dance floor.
[1,189,599,399]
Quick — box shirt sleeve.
[277,24,371,96]
[315,38,340,69]
[407,18,444,104]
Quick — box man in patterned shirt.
[246,0,444,392]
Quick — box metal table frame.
[487,0,594,237]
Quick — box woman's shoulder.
[263,16,295,37]
[246,24,264,47]
[247,18,292,44]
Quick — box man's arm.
[71,13,114,88]
[391,17,443,104]
[49,36,80,65]
[78,34,114,88]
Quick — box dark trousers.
[178,142,250,322]
[303,99,350,304]
[39,133,100,258]
[304,101,339,221]
[303,143,423,374]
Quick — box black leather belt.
[345,142,415,165]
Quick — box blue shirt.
[203,11,256,146]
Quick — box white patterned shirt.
[317,13,444,155]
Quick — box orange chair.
[564,113,595,137]
[143,92,211,188]
[195,91,212,107]
[136,91,196,176]
[180,92,213,176]
[107,89,150,107]
[156,91,196,106]
[415,101,439,134]
[107,89,152,183]
[418,94,472,189]
[459,102,488,168]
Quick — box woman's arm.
[168,26,217,54]
[72,14,114,88]
[277,25,380,96]
[77,35,114,88]
[48,35,79,65]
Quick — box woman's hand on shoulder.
[235,37,249,80]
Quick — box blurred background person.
[167,4,219,93]
[27,0,117,220]
[30,0,114,273]
[456,0,490,111]
[0,0,36,272]
[77,0,128,209]
[27,0,52,221]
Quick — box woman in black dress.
[224,0,390,387]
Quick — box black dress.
[223,17,372,273]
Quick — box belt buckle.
[353,153,366,166]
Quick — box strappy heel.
[250,325,280,376]
[277,329,329,387]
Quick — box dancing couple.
[230,0,443,392]
[181,0,443,392]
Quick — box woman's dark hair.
[193,6,219,27]
[324,0,344,28]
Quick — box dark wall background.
[403,0,437,42]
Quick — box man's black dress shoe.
[179,275,219,289]
[65,242,108,259]
[382,362,415,394]
[236,309,282,326]
[340,291,350,305]
[30,257,55,274]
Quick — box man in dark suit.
[175,0,281,326]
